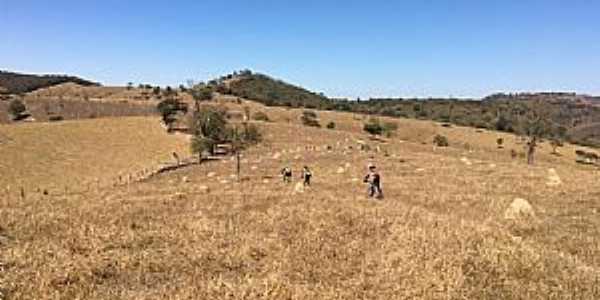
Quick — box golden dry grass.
[0,117,190,193]
[2,101,600,299]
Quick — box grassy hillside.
[213,72,600,147]
[0,117,190,192]
[2,100,600,298]
[0,71,97,94]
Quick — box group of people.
[280,164,383,199]
[281,165,312,186]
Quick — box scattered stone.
[489,164,497,168]
[344,162,351,169]
[198,185,210,193]
[207,172,216,178]
[351,178,359,182]
[181,176,190,183]
[251,166,258,170]
[229,174,237,179]
[294,155,302,160]
[416,168,425,172]
[263,179,270,184]
[546,168,562,187]
[337,167,345,174]
[220,180,229,184]
[460,157,472,166]
[272,152,282,160]
[294,182,305,193]
[504,198,535,220]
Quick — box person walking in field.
[301,166,312,187]
[281,166,293,183]
[364,165,383,199]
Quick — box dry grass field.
[0,117,190,193]
[2,100,600,299]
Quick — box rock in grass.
[294,182,305,194]
[546,168,562,187]
[504,198,535,220]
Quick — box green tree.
[189,106,228,161]
[191,85,214,102]
[157,98,187,131]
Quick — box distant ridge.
[0,70,98,94]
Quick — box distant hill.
[218,71,331,108]
[209,71,600,147]
[0,71,98,94]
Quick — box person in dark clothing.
[281,166,293,183]
[301,166,312,186]
[364,165,383,199]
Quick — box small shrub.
[191,85,214,101]
[157,98,188,129]
[497,138,504,149]
[433,134,449,147]
[8,99,27,120]
[301,110,320,127]
[253,111,270,122]
[48,115,64,122]
[363,118,384,136]
[326,121,336,129]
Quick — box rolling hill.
[0,71,97,94]
[2,96,600,298]
[212,71,600,148]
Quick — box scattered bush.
[157,98,188,129]
[253,111,270,122]
[363,118,384,136]
[8,99,27,120]
[191,85,214,102]
[301,110,321,127]
[326,121,336,129]
[433,134,449,147]
[497,138,504,149]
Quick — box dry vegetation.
[2,99,600,299]
[0,117,190,193]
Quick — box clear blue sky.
[2,0,599,98]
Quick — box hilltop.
[0,71,97,94]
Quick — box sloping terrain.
[215,71,600,147]
[0,116,190,192]
[2,100,600,299]
[0,71,97,94]
[0,83,189,124]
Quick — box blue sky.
[1,0,599,98]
